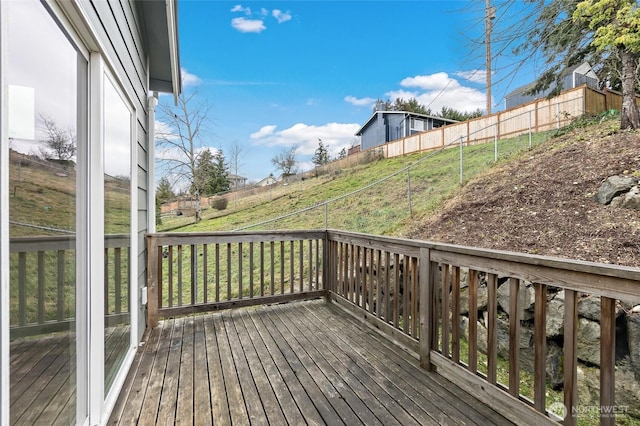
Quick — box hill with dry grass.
[406,116,640,267]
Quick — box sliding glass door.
[6,0,87,423]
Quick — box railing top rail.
[147,229,327,246]
[326,229,640,301]
[10,234,130,252]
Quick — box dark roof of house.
[505,62,596,99]
[355,111,458,136]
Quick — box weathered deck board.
[110,300,513,425]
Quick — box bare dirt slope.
[406,117,640,267]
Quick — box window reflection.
[103,75,132,395]
[7,0,84,423]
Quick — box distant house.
[505,62,599,109]
[228,174,247,190]
[257,175,277,187]
[356,111,458,151]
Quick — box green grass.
[166,130,554,235]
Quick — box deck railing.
[147,229,640,425]
[9,234,131,339]
[146,231,327,327]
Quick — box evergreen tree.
[156,177,175,204]
[312,139,330,167]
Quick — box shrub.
[212,197,228,210]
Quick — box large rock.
[621,185,640,210]
[594,175,637,205]
[577,295,624,321]
[577,317,601,366]
[628,312,640,377]
[546,290,565,338]
[497,281,535,321]
[521,340,564,388]
[577,362,640,420]
[458,286,488,315]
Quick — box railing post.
[147,235,159,329]
[323,231,330,301]
[419,247,434,371]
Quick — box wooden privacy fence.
[146,231,327,327]
[316,85,636,175]
[147,230,640,424]
[9,234,131,339]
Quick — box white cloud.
[455,69,487,84]
[181,68,201,87]
[250,125,277,139]
[344,95,376,107]
[272,9,292,23]
[231,5,251,15]
[380,72,486,113]
[231,17,266,33]
[250,122,360,156]
[400,72,460,91]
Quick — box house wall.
[80,1,151,340]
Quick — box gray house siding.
[82,0,152,340]
[358,112,457,150]
[505,63,599,109]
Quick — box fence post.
[494,122,498,162]
[419,247,433,371]
[407,169,413,217]
[324,203,328,229]
[529,110,533,149]
[459,135,464,184]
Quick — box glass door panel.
[103,75,132,395]
[7,0,86,423]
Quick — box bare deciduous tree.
[40,114,76,161]
[271,146,298,177]
[156,90,210,221]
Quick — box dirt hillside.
[406,117,640,267]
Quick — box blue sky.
[160,1,538,183]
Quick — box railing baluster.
[600,296,616,426]
[57,249,65,321]
[105,248,109,314]
[385,251,390,324]
[290,240,294,294]
[215,244,220,302]
[441,264,450,357]
[508,277,521,397]
[362,247,368,311]
[227,243,232,300]
[190,245,196,305]
[314,239,318,290]
[487,273,498,385]
[563,289,578,425]
[355,246,362,306]
[18,252,27,326]
[468,269,478,374]
[299,240,304,292]
[115,247,122,314]
[177,245,183,306]
[411,257,418,338]
[249,242,254,298]
[280,241,285,295]
[451,266,460,363]
[168,245,174,307]
[534,283,547,413]
[156,243,162,312]
[260,241,265,297]
[375,250,382,319]
[270,241,275,296]
[238,242,243,299]
[369,249,375,314]
[393,253,400,328]
[203,244,208,303]
[37,251,45,324]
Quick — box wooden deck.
[109,299,513,425]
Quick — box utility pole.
[485,0,495,115]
